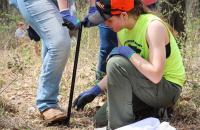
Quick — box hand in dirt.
[73,85,101,110]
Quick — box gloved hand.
[60,9,81,30]
[82,6,99,27]
[108,46,136,60]
[73,85,102,110]
[88,6,97,15]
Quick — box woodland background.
[0,0,200,129]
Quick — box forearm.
[57,0,68,11]
[87,0,96,6]
[129,54,163,84]
[97,75,107,91]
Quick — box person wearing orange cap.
[73,0,185,129]
[62,0,159,82]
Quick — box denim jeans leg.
[97,24,118,80]
[41,39,50,62]
[17,0,71,112]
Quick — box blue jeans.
[97,24,118,80]
[12,0,71,112]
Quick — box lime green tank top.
[117,14,185,87]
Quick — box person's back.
[15,28,26,38]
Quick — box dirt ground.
[0,30,200,130]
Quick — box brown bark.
[0,0,9,12]
[159,0,186,34]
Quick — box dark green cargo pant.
[93,56,181,130]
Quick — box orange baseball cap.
[97,0,135,15]
[88,0,135,25]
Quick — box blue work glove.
[73,85,102,110]
[82,6,98,27]
[60,9,81,30]
[108,46,135,60]
[88,6,97,14]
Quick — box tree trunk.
[159,0,186,36]
[0,0,9,12]
[186,0,200,18]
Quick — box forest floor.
[0,23,200,130]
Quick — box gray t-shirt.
[15,28,26,38]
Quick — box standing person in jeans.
[9,0,71,123]
[73,0,185,129]
[96,23,118,80]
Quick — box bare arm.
[57,0,69,11]
[88,0,96,6]
[97,75,108,91]
[129,20,169,84]
[57,0,95,11]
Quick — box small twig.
[0,75,19,94]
